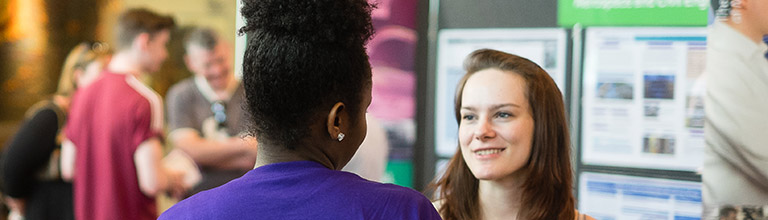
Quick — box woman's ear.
[326,102,345,140]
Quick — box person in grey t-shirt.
[165,27,257,196]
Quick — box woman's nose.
[474,118,496,141]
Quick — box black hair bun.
[239,0,375,47]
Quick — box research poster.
[434,29,567,158]
[580,27,707,171]
[579,172,702,220]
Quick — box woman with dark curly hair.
[430,49,593,220]
[159,0,441,219]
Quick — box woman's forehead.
[462,69,528,108]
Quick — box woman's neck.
[253,141,335,170]
[477,172,527,220]
[52,95,70,112]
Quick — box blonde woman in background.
[1,41,111,220]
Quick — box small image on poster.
[642,134,676,155]
[644,75,675,99]
[597,74,634,100]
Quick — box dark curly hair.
[238,0,375,149]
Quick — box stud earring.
[337,133,345,142]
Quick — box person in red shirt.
[61,8,183,220]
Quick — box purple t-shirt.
[159,161,441,220]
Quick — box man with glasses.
[165,27,257,197]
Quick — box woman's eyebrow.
[460,103,520,111]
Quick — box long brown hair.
[431,49,574,220]
[55,42,111,97]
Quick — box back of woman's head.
[434,49,574,220]
[56,42,111,97]
[238,0,375,149]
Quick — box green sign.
[558,0,709,27]
[385,160,413,188]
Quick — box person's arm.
[168,129,257,169]
[60,139,76,181]
[4,197,26,217]
[1,108,61,196]
[134,137,184,197]
[706,63,768,187]
[165,83,256,170]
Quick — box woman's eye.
[496,112,512,118]
[462,114,475,120]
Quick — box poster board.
[579,172,702,220]
[580,27,707,171]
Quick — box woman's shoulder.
[575,210,596,220]
[24,100,59,117]
[431,199,443,211]
[346,177,427,200]
[22,100,65,129]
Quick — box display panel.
[434,28,568,158]
[580,27,707,171]
[579,172,702,220]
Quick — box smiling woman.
[431,49,592,220]
[457,69,534,183]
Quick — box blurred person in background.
[159,0,440,219]
[0,41,111,220]
[719,205,738,220]
[430,49,593,220]
[165,27,256,197]
[60,8,184,220]
[703,0,768,206]
[342,114,389,182]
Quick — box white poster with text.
[581,27,707,171]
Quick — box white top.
[342,114,389,182]
[194,75,240,102]
[703,21,768,206]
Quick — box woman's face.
[458,68,534,181]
